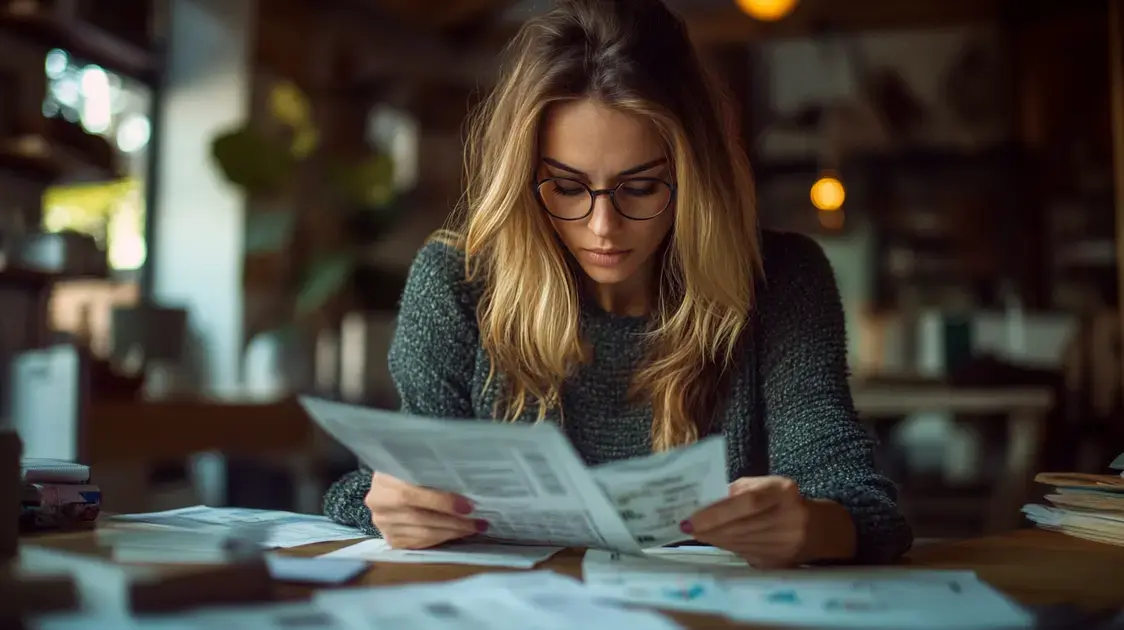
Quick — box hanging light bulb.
[735,0,799,22]
[810,173,845,212]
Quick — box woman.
[324,0,912,567]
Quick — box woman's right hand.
[364,471,487,549]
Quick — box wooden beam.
[1111,0,1124,410]
[682,0,1004,44]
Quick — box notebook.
[21,458,90,484]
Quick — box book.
[20,458,90,484]
[1023,462,1124,547]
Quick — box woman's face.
[537,99,675,293]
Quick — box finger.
[370,474,474,516]
[690,505,784,539]
[382,524,474,550]
[376,507,486,535]
[686,487,785,534]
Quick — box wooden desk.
[270,529,1124,629]
[22,529,1123,629]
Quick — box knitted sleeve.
[322,241,479,533]
[757,231,913,564]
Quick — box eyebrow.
[542,157,667,179]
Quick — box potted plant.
[209,79,407,388]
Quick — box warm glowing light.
[810,175,845,211]
[735,0,799,22]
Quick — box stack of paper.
[298,397,729,553]
[1022,453,1124,547]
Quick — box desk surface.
[23,528,1124,629]
[272,529,1124,629]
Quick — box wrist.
[800,498,857,563]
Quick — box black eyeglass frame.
[532,176,678,222]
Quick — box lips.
[582,248,632,267]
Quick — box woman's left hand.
[681,476,810,568]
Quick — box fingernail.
[680,520,693,534]
[454,497,474,515]
[475,519,489,533]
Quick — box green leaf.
[245,210,296,254]
[211,127,298,195]
[295,253,356,319]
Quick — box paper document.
[109,505,368,548]
[722,572,1033,629]
[582,549,745,615]
[264,555,369,585]
[590,437,727,547]
[582,549,1031,628]
[299,397,728,553]
[315,570,684,630]
[321,538,563,568]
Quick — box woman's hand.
[681,476,813,568]
[365,472,488,549]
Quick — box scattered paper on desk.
[582,549,1031,628]
[110,505,368,548]
[723,572,1034,629]
[321,538,563,568]
[642,545,751,567]
[316,570,684,630]
[582,549,738,615]
[265,555,369,585]
[299,396,727,554]
[192,604,350,630]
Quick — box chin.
[577,263,640,286]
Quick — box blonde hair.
[435,0,763,451]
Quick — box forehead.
[539,99,664,176]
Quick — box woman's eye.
[552,184,585,196]
[621,183,657,196]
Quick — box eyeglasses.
[534,177,676,221]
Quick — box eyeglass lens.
[537,178,672,220]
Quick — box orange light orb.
[735,0,799,22]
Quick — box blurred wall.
[151,0,254,395]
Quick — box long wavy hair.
[435,0,763,451]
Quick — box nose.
[586,193,621,238]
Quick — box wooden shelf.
[0,131,118,183]
[0,9,160,84]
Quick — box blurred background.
[0,0,1122,541]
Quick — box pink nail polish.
[680,520,693,534]
[455,497,474,515]
[475,519,489,533]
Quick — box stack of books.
[19,458,100,532]
[1022,452,1124,546]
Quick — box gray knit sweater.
[323,230,913,563]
